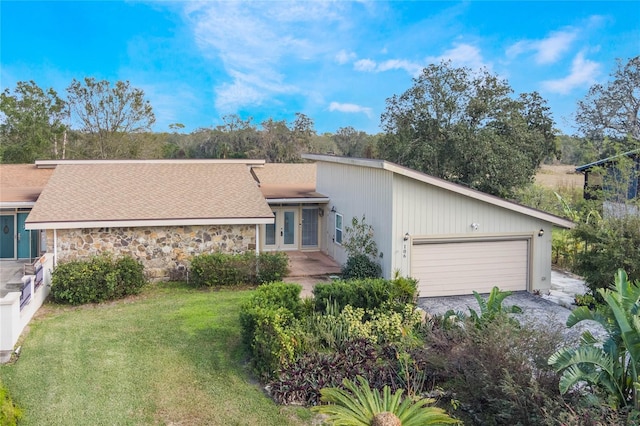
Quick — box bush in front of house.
[190,252,289,287]
[313,276,417,313]
[239,282,303,379]
[340,216,382,279]
[341,253,382,279]
[50,254,146,305]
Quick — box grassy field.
[535,164,583,190]
[0,283,312,426]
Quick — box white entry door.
[264,208,298,250]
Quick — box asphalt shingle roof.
[0,164,54,203]
[26,162,274,225]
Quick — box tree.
[379,61,557,197]
[576,56,640,153]
[0,81,67,163]
[332,126,376,158]
[252,113,315,162]
[66,78,155,159]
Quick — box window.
[265,212,276,245]
[335,213,343,245]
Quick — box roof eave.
[25,217,274,230]
[0,202,36,209]
[266,197,330,204]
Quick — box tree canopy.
[378,61,557,197]
[0,81,67,163]
[576,56,640,153]
[66,78,156,159]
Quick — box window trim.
[335,213,343,245]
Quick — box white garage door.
[411,239,529,297]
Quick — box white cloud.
[335,49,356,65]
[183,1,349,111]
[507,30,578,64]
[541,52,601,94]
[353,58,423,76]
[377,59,423,76]
[354,59,377,72]
[328,102,372,117]
[426,43,491,71]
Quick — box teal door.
[0,215,15,259]
[17,213,33,259]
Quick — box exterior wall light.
[471,223,479,231]
[538,229,544,237]
[330,206,337,213]
[403,232,410,241]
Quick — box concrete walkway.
[283,251,341,298]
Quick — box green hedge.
[239,282,303,378]
[51,254,146,305]
[190,252,288,287]
[341,254,382,279]
[313,276,417,313]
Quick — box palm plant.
[312,376,459,426]
[549,269,640,410]
[468,286,522,327]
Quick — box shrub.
[51,254,146,305]
[425,315,566,425]
[0,379,22,426]
[269,339,396,406]
[249,306,301,379]
[256,252,289,283]
[312,376,459,426]
[309,304,422,346]
[239,282,303,378]
[313,277,417,313]
[190,252,289,287]
[341,253,382,279]
[341,215,383,279]
[573,215,640,295]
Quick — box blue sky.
[1,1,638,135]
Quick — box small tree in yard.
[341,215,382,279]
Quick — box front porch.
[284,250,341,298]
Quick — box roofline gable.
[303,154,575,229]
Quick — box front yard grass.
[0,282,312,425]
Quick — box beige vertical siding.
[316,162,394,277]
[392,174,553,293]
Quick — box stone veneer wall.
[46,225,256,280]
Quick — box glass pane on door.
[265,212,276,245]
[283,211,295,245]
[302,208,318,247]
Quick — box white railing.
[0,253,53,363]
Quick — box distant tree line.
[1,57,637,197]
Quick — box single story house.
[2,156,573,296]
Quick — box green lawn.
[0,283,312,425]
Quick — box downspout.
[255,224,260,255]
[53,229,58,267]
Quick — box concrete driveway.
[418,292,606,342]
